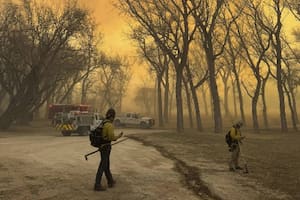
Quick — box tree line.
[0,0,299,133]
[117,0,300,133]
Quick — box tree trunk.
[154,80,157,117]
[252,81,261,131]
[0,97,29,130]
[16,112,33,125]
[221,70,231,118]
[232,67,246,125]
[168,82,174,122]
[183,77,193,128]
[157,76,164,127]
[207,54,222,133]
[81,76,88,104]
[191,88,203,131]
[0,88,6,110]
[186,64,203,131]
[0,80,40,130]
[283,83,298,131]
[0,103,16,130]
[164,66,169,124]
[175,68,184,132]
[201,87,209,117]
[232,79,238,118]
[291,90,299,123]
[261,79,269,129]
[223,81,230,117]
[274,5,288,132]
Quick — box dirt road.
[0,128,200,200]
[2,125,296,200]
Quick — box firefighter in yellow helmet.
[229,120,245,171]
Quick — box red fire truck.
[48,104,103,136]
[48,104,91,119]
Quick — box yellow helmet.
[106,108,116,119]
[234,120,243,127]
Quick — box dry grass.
[128,128,300,199]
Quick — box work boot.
[108,180,116,188]
[243,165,249,174]
[94,184,106,191]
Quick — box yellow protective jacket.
[102,120,118,141]
[230,127,243,142]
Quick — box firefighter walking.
[228,120,245,171]
[94,108,123,191]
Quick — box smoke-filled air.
[0,0,300,200]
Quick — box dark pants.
[95,145,113,185]
[229,143,240,169]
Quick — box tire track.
[127,135,222,200]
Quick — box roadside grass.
[127,129,300,200]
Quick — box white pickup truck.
[114,112,155,128]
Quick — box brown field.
[127,127,300,200]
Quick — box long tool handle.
[84,137,129,161]
[111,137,129,146]
[84,149,100,160]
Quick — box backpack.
[89,121,110,148]
[225,130,232,147]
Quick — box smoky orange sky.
[78,0,133,55]
[78,0,299,55]
[77,0,153,111]
[76,1,299,113]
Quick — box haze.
[1,1,300,200]
[0,0,299,132]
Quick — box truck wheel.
[140,122,148,128]
[114,120,121,127]
[78,128,89,136]
[62,131,71,136]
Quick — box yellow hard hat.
[234,120,243,127]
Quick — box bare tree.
[200,84,210,117]
[183,69,194,128]
[233,0,272,131]
[266,0,288,132]
[117,0,197,132]
[130,25,170,127]
[134,87,155,115]
[79,19,103,105]
[273,0,288,131]
[218,65,231,117]
[222,13,246,124]
[189,0,240,132]
[281,37,300,126]
[186,48,208,131]
[282,60,299,131]
[97,55,131,112]
[0,0,92,129]
[260,59,271,129]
